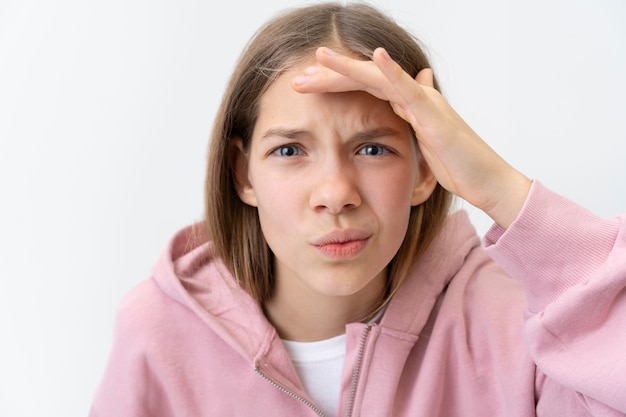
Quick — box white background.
[1,0,625,415]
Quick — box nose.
[308,157,361,214]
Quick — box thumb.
[415,68,434,87]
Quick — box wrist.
[482,170,532,229]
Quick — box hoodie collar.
[151,210,480,362]
[382,210,481,336]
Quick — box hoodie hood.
[151,225,275,364]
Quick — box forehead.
[255,62,404,133]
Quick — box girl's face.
[235,62,436,309]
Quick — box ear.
[231,137,258,207]
[410,157,437,206]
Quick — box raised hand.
[292,47,531,228]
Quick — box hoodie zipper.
[254,365,327,416]
[254,324,372,417]
[346,324,372,417]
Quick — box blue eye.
[359,144,387,156]
[272,145,302,157]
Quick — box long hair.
[204,2,452,305]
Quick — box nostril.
[309,175,362,214]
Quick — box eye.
[272,144,303,157]
[358,144,388,156]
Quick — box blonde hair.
[204,2,452,305]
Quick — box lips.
[312,229,371,259]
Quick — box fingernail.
[304,66,320,75]
[293,75,310,86]
[379,48,391,60]
[322,47,337,56]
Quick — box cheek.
[253,169,298,206]
[252,174,303,235]
[367,168,415,238]
[369,167,416,210]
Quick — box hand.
[292,47,531,228]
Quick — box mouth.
[312,230,371,259]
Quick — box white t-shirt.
[282,334,345,417]
[281,309,385,417]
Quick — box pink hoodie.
[89,181,626,416]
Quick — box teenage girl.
[90,3,626,416]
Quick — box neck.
[263,272,387,342]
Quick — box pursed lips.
[311,229,371,259]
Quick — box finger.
[314,47,382,86]
[372,47,443,130]
[415,68,434,88]
[303,47,395,99]
[372,48,426,96]
[292,65,364,93]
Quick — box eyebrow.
[260,126,403,141]
[260,128,310,141]
[352,127,403,141]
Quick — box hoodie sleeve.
[482,181,626,415]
